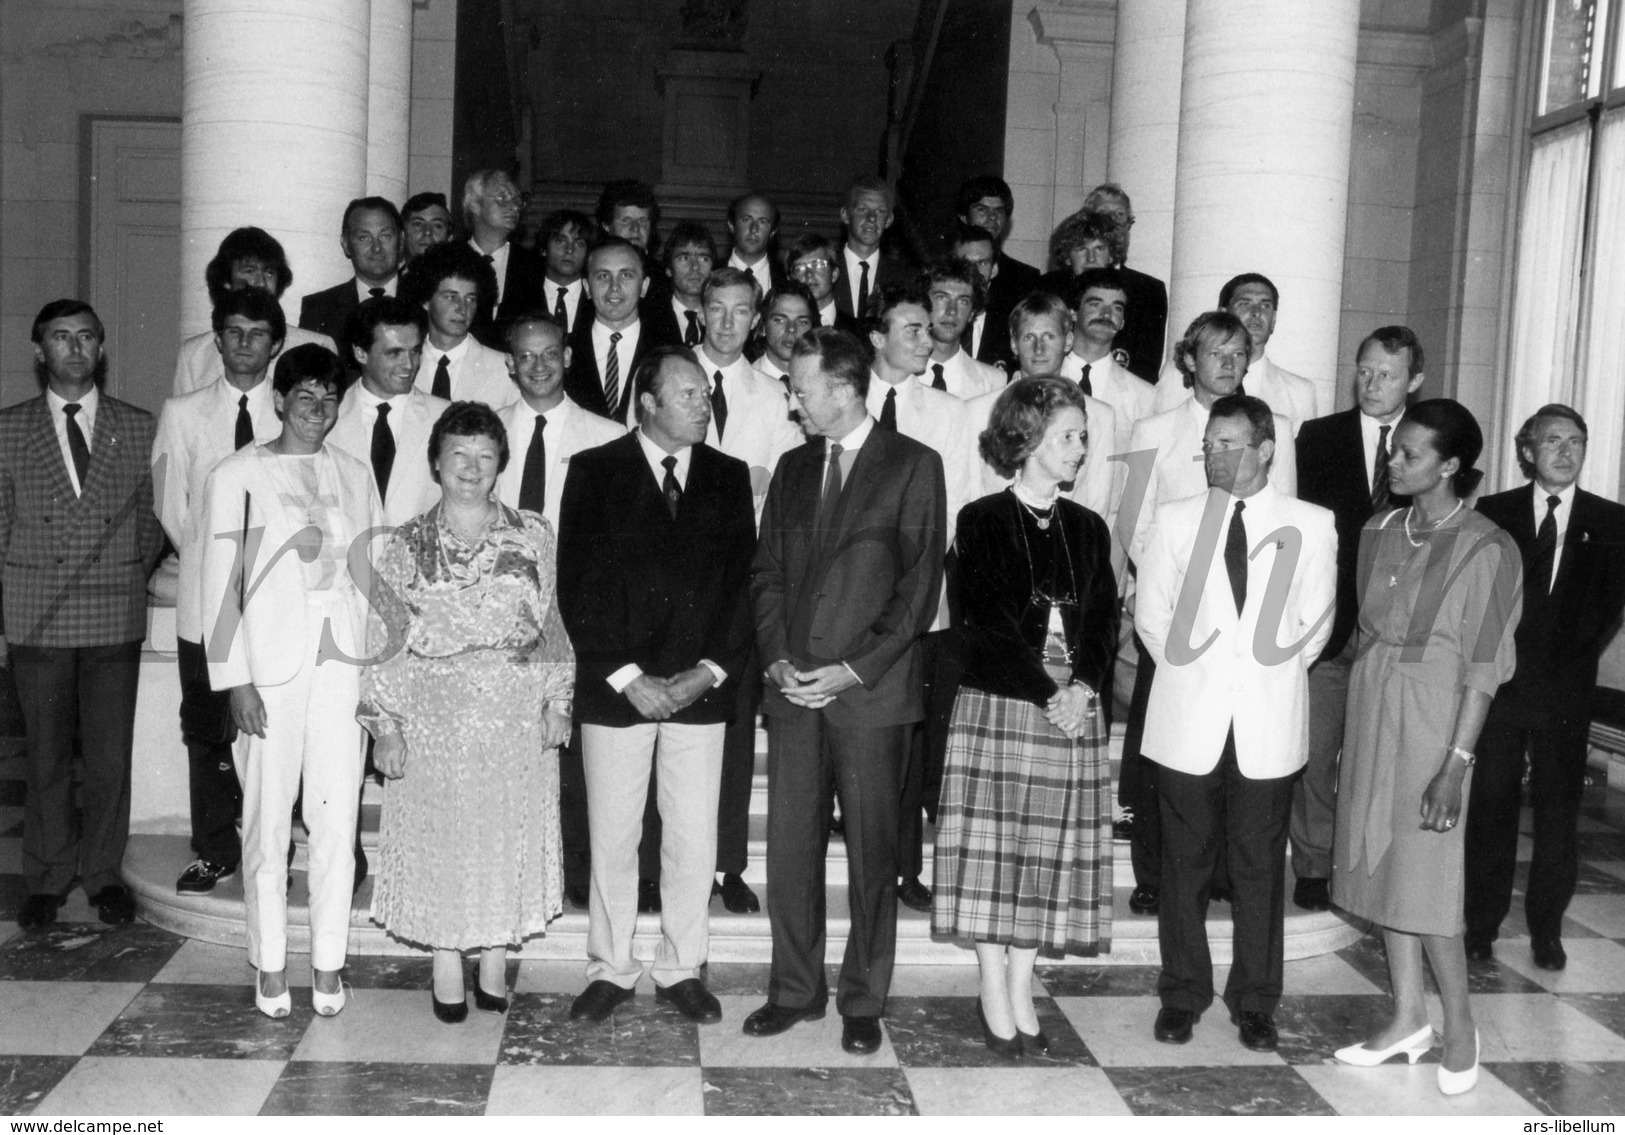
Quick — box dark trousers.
[1465,716,1592,944]
[765,712,904,1018]
[176,638,242,868]
[12,641,142,896]
[901,628,960,878]
[1119,635,1162,888]
[1157,730,1296,1017]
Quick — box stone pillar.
[1167,0,1360,407]
[367,0,414,202]
[180,0,372,336]
[1106,0,1185,286]
[1031,1,1117,227]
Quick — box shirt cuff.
[698,659,727,687]
[607,664,643,693]
[842,661,864,687]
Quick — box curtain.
[1578,107,1625,499]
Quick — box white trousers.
[234,592,365,973]
[582,721,724,988]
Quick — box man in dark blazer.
[462,169,545,349]
[563,238,679,421]
[297,196,403,347]
[556,345,757,1025]
[2,300,164,929]
[785,234,860,338]
[1291,325,1422,910]
[744,327,946,1055]
[725,191,787,301]
[956,175,1041,370]
[1467,404,1625,970]
[1083,184,1167,382]
[950,222,1017,374]
[834,178,914,322]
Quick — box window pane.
[1544,0,1599,113]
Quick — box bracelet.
[1447,744,1475,767]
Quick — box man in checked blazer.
[1,300,164,929]
[1466,405,1625,971]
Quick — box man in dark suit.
[950,222,1017,374]
[297,196,404,346]
[556,345,756,1025]
[786,234,860,337]
[1083,183,1167,383]
[462,169,544,349]
[400,191,453,265]
[835,178,913,322]
[538,209,594,338]
[1467,404,1625,970]
[956,174,1041,317]
[725,191,787,301]
[563,237,678,421]
[646,221,716,350]
[1292,325,1422,910]
[2,300,164,929]
[744,327,946,1055]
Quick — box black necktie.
[856,260,871,317]
[817,442,844,540]
[1225,499,1248,613]
[554,286,568,332]
[684,310,702,347]
[1535,493,1560,594]
[368,287,386,299]
[235,393,254,450]
[62,403,90,490]
[711,370,728,440]
[372,402,396,498]
[1079,362,1093,397]
[661,454,682,518]
[879,387,897,432]
[930,363,946,392]
[604,331,622,416]
[518,414,548,514]
[431,354,451,400]
[1371,424,1393,512]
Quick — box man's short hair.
[760,280,819,323]
[727,191,779,227]
[1083,182,1134,216]
[783,231,840,276]
[949,221,997,251]
[402,191,449,221]
[1515,403,1589,479]
[1007,291,1073,345]
[346,295,427,360]
[586,235,647,275]
[31,299,103,344]
[663,220,718,269]
[630,344,701,423]
[1207,393,1276,448]
[844,176,895,212]
[1218,272,1279,309]
[919,256,987,314]
[1174,311,1252,384]
[1071,267,1130,310]
[702,266,761,308]
[205,227,294,305]
[791,327,870,400]
[460,169,522,229]
[595,179,660,232]
[865,282,932,338]
[400,240,499,316]
[540,208,593,245]
[1050,210,1123,272]
[272,343,345,398]
[341,196,403,236]
[211,287,288,344]
[955,175,1014,217]
[1356,325,1426,378]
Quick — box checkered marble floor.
[4,749,1625,1115]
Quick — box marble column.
[1106,0,1185,286]
[1167,0,1360,408]
[1030,1,1117,226]
[179,0,372,336]
[368,0,414,202]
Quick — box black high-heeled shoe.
[977,998,1024,1057]
[1016,1027,1051,1054]
[432,989,468,1024]
[473,984,509,1013]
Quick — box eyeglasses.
[1536,436,1587,453]
[487,191,529,209]
[792,258,833,275]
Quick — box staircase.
[123,725,1362,965]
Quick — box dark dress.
[932,490,1119,956]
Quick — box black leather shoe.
[91,885,136,925]
[176,858,236,894]
[17,893,65,930]
[637,878,662,914]
[565,883,590,909]
[1112,810,1136,840]
[1017,1027,1050,1054]
[897,876,933,913]
[713,874,760,914]
[841,1014,882,1054]
[742,998,827,1037]
[1129,884,1160,915]
[473,984,509,1013]
[656,978,722,1023]
[1154,1006,1196,1044]
[1292,877,1331,912]
[1531,935,1567,971]
[1464,937,1494,963]
[432,990,468,1024]
[570,979,635,1022]
[976,999,1023,1057]
[1234,1010,1278,1051]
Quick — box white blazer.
[171,326,336,397]
[1061,350,1155,459]
[198,444,381,691]
[925,347,1006,401]
[1135,480,1337,779]
[414,337,518,410]
[1153,353,1319,435]
[495,394,625,532]
[326,385,450,528]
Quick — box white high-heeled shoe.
[255,971,291,1019]
[311,969,347,1017]
[1437,1030,1479,1096]
[1333,1023,1434,1066]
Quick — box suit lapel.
[1550,488,1593,600]
[28,400,79,503]
[79,401,122,504]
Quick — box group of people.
[2,167,1620,1094]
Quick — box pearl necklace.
[1012,481,1059,530]
[1403,499,1464,548]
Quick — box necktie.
[684,310,702,347]
[368,287,386,299]
[661,454,682,518]
[554,286,569,332]
[518,414,548,514]
[816,442,844,540]
[879,387,898,432]
[1079,362,1093,397]
[1535,493,1560,594]
[235,393,254,450]
[712,370,729,440]
[856,260,871,318]
[930,363,946,392]
[1225,499,1248,614]
[1370,424,1393,512]
[431,354,452,400]
[62,403,90,491]
[372,402,396,499]
[603,331,622,416]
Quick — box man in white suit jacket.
[922,258,1007,401]
[1136,394,1335,1053]
[405,242,517,410]
[1060,268,1157,460]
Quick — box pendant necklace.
[1012,480,1058,530]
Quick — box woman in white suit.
[199,344,382,1019]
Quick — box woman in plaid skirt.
[933,376,1119,1056]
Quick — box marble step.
[123,832,1363,966]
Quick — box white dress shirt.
[673,296,703,345]
[922,346,1005,401]
[351,276,398,302]
[496,394,624,532]
[45,386,98,495]
[1062,349,1155,458]
[416,335,517,409]
[754,355,788,384]
[471,239,510,304]
[1359,411,1404,493]
[842,246,880,313]
[1533,481,1576,589]
[817,298,840,329]
[592,319,642,396]
[546,278,584,333]
[966,310,987,360]
[728,251,773,299]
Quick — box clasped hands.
[624,667,716,721]
[765,660,858,709]
[1046,683,1095,739]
